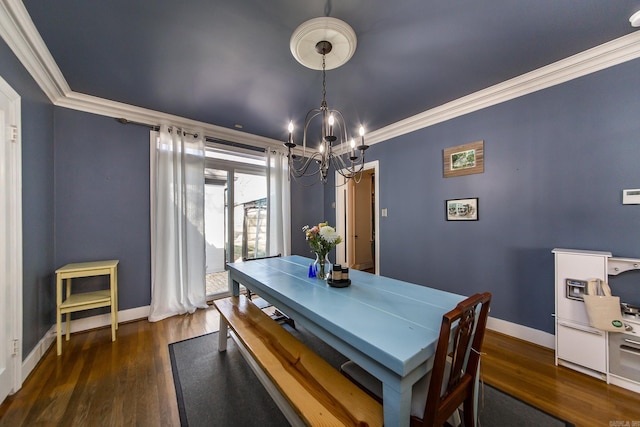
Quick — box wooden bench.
[214,295,383,427]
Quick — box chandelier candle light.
[286,17,369,184]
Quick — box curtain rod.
[116,118,265,153]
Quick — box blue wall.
[54,108,152,312]
[3,31,640,359]
[0,39,55,356]
[290,180,325,257]
[304,58,640,334]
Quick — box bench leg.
[218,318,229,352]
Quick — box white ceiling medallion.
[630,10,640,27]
[290,17,357,70]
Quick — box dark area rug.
[478,383,574,427]
[169,326,573,426]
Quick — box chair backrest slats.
[414,292,491,427]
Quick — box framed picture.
[446,198,478,221]
[443,140,484,178]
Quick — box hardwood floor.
[1,306,639,426]
[0,307,220,427]
[482,332,640,426]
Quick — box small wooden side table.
[55,260,119,355]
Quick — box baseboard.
[65,305,150,335]
[21,324,56,383]
[21,305,150,382]
[487,316,555,349]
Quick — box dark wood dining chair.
[341,292,491,427]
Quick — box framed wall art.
[443,140,484,178]
[446,198,478,221]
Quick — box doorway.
[204,147,267,299]
[0,75,22,403]
[335,161,380,274]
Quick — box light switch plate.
[381,208,388,217]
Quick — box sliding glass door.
[204,168,229,298]
[232,172,267,262]
[204,147,266,299]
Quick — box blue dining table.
[225,255,465,427]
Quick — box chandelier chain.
[322,54,327,106]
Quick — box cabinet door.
[556,252,607,325]
[557,322,607,373]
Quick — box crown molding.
[0,0,282,150]
[0,0,69,101]
[366,31,640,145]
[2,0,640,148]
[56,92,282,150]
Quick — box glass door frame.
[204,147,266,299]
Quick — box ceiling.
[22,0,640,143]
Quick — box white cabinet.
[553,248,610,379]
[553,248,640,393]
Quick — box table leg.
[218,319,228,352]
[382,381,412,427]
[231,275,240,296]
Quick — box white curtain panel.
[266,149,291,257]
[149,126,207,322]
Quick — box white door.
[0,75,22,403]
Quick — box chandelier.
[285,17,369,184]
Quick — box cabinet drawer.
[557,322,606,373]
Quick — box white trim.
[21,325,55,383]
[0,0,69,101]
[65,305,150,335]
[0,73,22,396]
[0,0,282,149]
[2,0,640,148]
[56,92,282,150]
[487,316,555,349]
[366,31,640,145]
